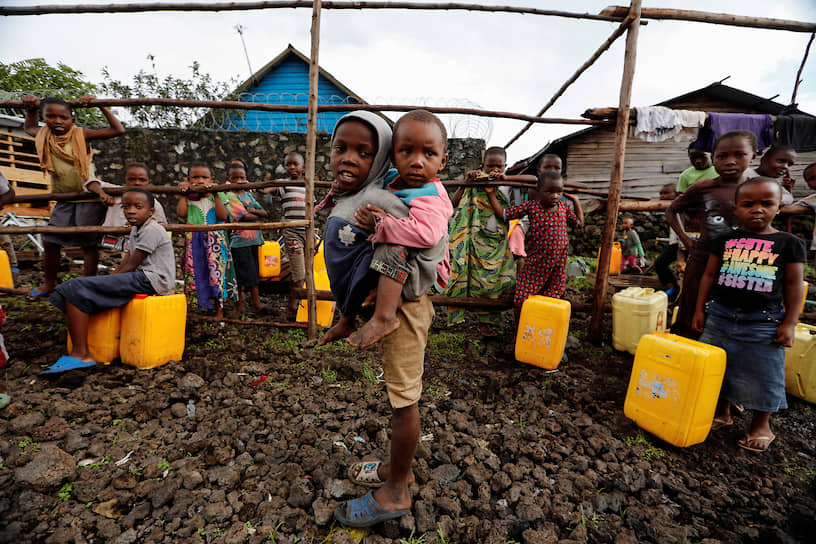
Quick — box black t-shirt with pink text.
[709,229,805,312]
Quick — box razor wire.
[0,90,493,139]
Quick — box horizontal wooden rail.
[601,6,816,33]
[0,220,308,235]
[0,99,608,127]
[0,2,626,22]
[2,3,810,33]
[8,180,332,204]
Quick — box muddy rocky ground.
[1,262,815,544]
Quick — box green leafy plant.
[57,482,73,502]
[360,363,379,385]
[0,59,106,126]
[157,458,171,472]
[624,430,665,461]
[99,55,239,129]
[319,367,337,383]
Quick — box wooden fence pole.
[589,0,641,344]
[792,33,815,104]
[303,0,322,341]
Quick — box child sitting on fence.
[619,215,645,273]
[85,162,168,250]
[486,170,583,354]
[176,161,237,320]
[23,95,125,300]
[43,188,175,374]
[668,130,757,339]
[224,159,268,314]
[692,177,804,452]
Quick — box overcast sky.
[2,0,815,163]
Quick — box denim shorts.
[698,300,787,412]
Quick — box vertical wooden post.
[588,0,641,344]
[791,32,814,104]
[303,0,322,341]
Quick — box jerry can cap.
[133,294,149,299]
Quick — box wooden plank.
[0,130,33,142]
[0,157,40,168]
[0,166,48,185]
[0,150,38,160]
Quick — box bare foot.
[67,352,95,363]
[213,308,223,320]
[372,485,412,513]
[347,315,400,348]
[318,317,357,346]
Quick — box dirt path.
[1,281,815,544]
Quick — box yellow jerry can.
[258,241,282,279]
[120,294,186,369]
[624,332,726,447]
[0,250,13,289]
[612,287,669,354]
[297,246,335,327]
[514,295,571,369]
[67,307,121,364]
[785,323,816,403]
[597,242,622,276]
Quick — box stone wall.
[91,128,485,222]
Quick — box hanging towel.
[774,114,816,152]
[630,106,677,142]
[673,110,707,141]
[629,107,707,142]
[693,113,774,152]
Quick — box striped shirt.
[278,185,307,228]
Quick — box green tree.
[100,55,240,129]
[0,58,106,126]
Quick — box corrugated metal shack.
[509,82,816,201]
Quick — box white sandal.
[348,461,386,488]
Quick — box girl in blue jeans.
[692,177,805,452]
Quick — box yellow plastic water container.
[258,241,282,279]
[0,250,13,289]
[624,332,726,447]
[67,307,121,364]
[612,287,669,354]
[785,323,816,403]
[800,280,808,315]
[120,294,186,369]
[597,242,622,276]
[514,295,571,369]
[296,245,336,327]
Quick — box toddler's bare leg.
[318,315,357,345]
[348,276,401,348]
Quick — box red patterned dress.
[505,200,578,306]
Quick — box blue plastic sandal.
[40,356,97,375]
[334,491,410,528]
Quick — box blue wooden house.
[224,44,367,133]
